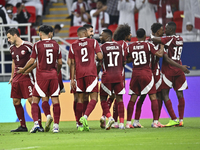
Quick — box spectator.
[71,0,90,26]
[136,0,157,36]
[118,0,136,37]
[87,0,97,10]
[106,0,119,25]
[14,2,30,36]
[182,22,197,42]
[5,3,13,11]
[90,0,109,40]
[0,4,10,31]
[6,0,22,7]
[24,0,43,25]
[7,9,18,29]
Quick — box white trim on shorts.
[101,83,112,96]
[86,77,98,92]
[163,74,173,88]
[141,74,154,95]
[178,80,188,91]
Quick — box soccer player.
[151,21,189,127]
[18,25,62,133]
[99,29,126,129]
[134,23,190,128]
[7,28,44,132]
[69,27,103,131]
[126,28,164,128]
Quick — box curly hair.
[113,24,131,41]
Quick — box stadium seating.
[13,6,36,23]
[69,26,81,37]
[108,24,118,33]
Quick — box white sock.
[134,120,139,124]
[174,119,177,122]
[126,121,131,124]
[154,120,158,124]
[179,119,183,122]
[34,121,39,125]
[84,115,88,120]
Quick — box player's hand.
[102,6,107,11]
[8,77,13,84]
[181,65,190,74]
[17,67,25,74]
[71,80,76,91]
[23,68,32,75]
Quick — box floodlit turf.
[0,118,200,150]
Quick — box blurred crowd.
[67,0,200,41]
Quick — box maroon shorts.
[11,80,34,99]
[162,73,188,91]
[33,79,60,97]
[76,76,98,93]
[100,81,125,96]
[129,74,156,95]
[153,71,162,92]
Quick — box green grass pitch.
[0,117,199,150]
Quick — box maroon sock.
[127,101,135,121]
[73,101,77,122]
[53,103,61,124]
[14,104,26,128]
[107,98,114,109]
[157,99,163,119]
[118,101,124,123]
[178,97,185,120]
[83,100,89,115]
[165,99,177,120]
[38,105,42,126]
[76,103,83,125]
[101,101,111,118]
[151,100,159,120]
[31,103,39,123]
[135,99,143,120]
[113,100,118,122]
[42,101,50,116]
[84,99,97,117]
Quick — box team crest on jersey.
[21,50,25,55]
[11,52,14,55]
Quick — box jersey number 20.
[132,51,147,65]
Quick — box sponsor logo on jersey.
[21,50,25,55]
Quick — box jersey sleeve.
[57,47,62,59]
[31,43,37,59]
[68,45,75,59]
[161,36,173,46]
[148,42,159,55]
[94,40,101,54]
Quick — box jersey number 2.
[81,48,89,62]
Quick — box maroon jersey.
[127,41,159,76]
[115,40,128,59]
[161,35,183,76]
[68,37,101,79]
[31,39,62,80]
[10,41,34,82]
[101,42,125,83]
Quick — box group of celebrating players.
[7,20,190,133]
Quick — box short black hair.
[151,23,163,34]
[39,25,52,35]
[16,2,21,8]
[136,28,146,38]
[103,29,112,37]
[97,0,106,5]
[83,24,93,29]
[54,24,61,30]
[167,21,176,32]
[77,27,87,33]
[113,24,131,41]
[6,28,20,37]
[49,26,54,32]
[5,3,13,8]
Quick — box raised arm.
[154,44,164,57]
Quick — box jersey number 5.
[46,49,53,64]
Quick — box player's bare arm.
[9,59,15,84]
[57,58,62,75]
[17,58,35,74]
[67,58,71,67]
[70,59,76,90]
[96,52,103,60]
[154,44,164,57]
[24,62,37,75]
[151,36,162,43]
[163,54,190,74]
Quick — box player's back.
[10,41,33,82]
[101,42,124,83]
[33,39,61,80]
[127,41,154,76]
[71,37,99,79]
[161,35,183,75]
